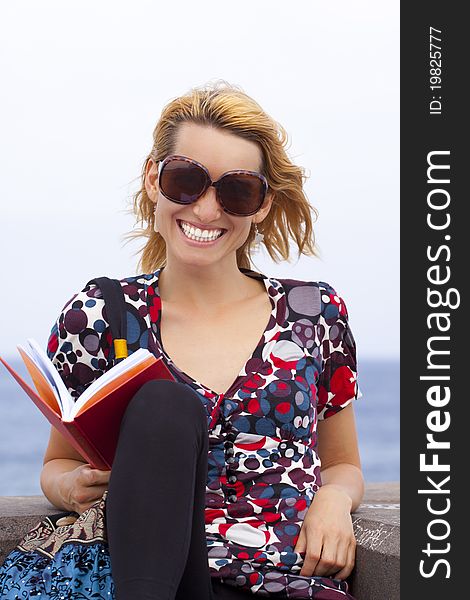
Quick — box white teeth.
[179,220,223,242]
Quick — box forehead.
[173,122,263,176]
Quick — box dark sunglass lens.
[219,175,265,215]
[160,160,206,203]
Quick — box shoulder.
[46,272,160,397]
[87,272,159,302]
[270,275,349,323]
[60,271,158,311]
[47,272,158,358]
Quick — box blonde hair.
[126,80,318,273]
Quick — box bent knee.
[123,379,207,426]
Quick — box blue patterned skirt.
[0,492,114,599]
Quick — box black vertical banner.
[401,3,466,597]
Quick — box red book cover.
[0,352,176,470]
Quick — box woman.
[0,81,364,599]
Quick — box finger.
[334,541,357,581]
[80,485,107,508]
[80,484,108,506]
[89,484,108,498]
[293,529,307,554]
[78,466,95,485]
[91,469,111,484]
[83,468,109,486]
[313,538,338,577]
[299,535,323,577]
[328,540,349,579]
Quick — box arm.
[40,283,112,513]
[294,404,364,580]
[317,402,365,512]
[41,425,110,513]
[293,284,363,579]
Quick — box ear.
[144,158,159,203]
[253,191,274,225]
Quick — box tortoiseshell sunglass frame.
[157,154,269,217]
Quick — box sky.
[0,0,399,361]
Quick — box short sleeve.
[46,282,112,400]
[316,283,361,420]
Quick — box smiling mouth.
[177,219,227,243]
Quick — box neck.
[158,259,262,311]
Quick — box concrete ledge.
[0,495,60,562]
[0,483,400,599]
[350,482,400,599]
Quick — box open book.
[0,339,175,470]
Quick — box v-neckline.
[149,266,283,399]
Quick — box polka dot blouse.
[44,266,361,598]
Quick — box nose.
[192,184,222,221]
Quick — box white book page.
[70,348,152,419]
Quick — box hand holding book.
[58,463,111,515]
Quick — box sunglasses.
[157,154,269,217]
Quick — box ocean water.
[0,358,399,496]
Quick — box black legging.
[106,379,252,600]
